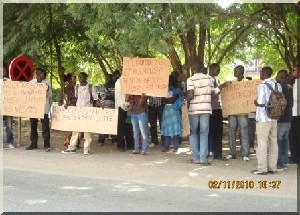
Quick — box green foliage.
[3,3,298,88]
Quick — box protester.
[208,63,228,160]
[126,93,149,155]
[26,68,52,152]
[186,61,213,165]
[2,63,14,149]
[246,77,256,154]
[226,65,250,161]
[147,96,165,148]
[289,65,300,164]
[161,74,183,153]
[114,72,134,151]
[252,66,282,175]
[276,70,293,170]
[98,72,117,146]
[62,72,102,155]
[62,73,83,148]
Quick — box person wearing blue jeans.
[186,61,215,165]
[276,70,293,169]
[277,123,290,168]
[3,63,15,149]
[127,94,149,155]
[4,116,14,148]
[227,115,250,160]
[225,65,250,161]
[131,112,149,154]
[189,114,210,163]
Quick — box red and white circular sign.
[9,56,34,81]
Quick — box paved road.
[3,168,296,212]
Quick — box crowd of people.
[2,61,300,175]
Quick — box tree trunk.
[48,5,64,104]
[93,51,108,77]
[198,21,207,65]
[187,25,197,67]
[296,2,300,65]
[165,37,182,73]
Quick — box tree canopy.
[3,3,300,99]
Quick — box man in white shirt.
[62,72,102,155]
[252,66,282,175]
[114,73,134,151]
[289,65,300,164]
[26,68,52,152]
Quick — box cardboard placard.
[51,106,118,134]
[181,102,190,137]
[2,81,47,118]
[293,79,300,116]
[121,57,170,97]
[221,80,261,116]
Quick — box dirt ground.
[2,118,297,199]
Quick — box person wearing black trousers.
[208,63,229,160]
[115,75,134,151]
[148,97,165,147]
[289,65,300,164]
[26,68,52,152]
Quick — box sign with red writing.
[9,56,34,81]
[121,57,170,97]
[221,80,261,116]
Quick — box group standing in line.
[2,62,300,174]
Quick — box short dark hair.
[3,62,9,71]
[63,73,74,83]
[234,65,245,74]
[262,66,273,77]
[79,72,88,78]
[209,63,220,71]
[277,69,288,76]
[36,68,47,76]
[192,61,204,74]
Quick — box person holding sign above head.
[2,62,15,149]
[62,72,103,155]
[126,93,149,155]
[26,68,52,152]
[225,65,250,162]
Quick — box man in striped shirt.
[186,62,215,165]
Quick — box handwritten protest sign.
[181,102,190,137]
[121,57,170,97]
[51,106,118,134]
[221,80,261,116]
[2,81,47,118]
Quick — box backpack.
[264,82,287,120]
